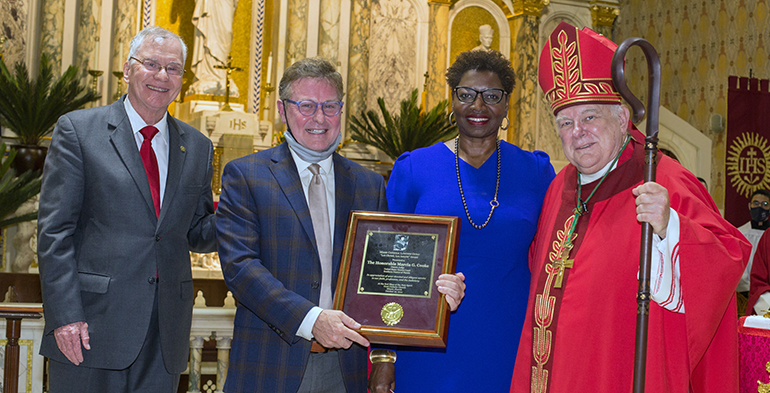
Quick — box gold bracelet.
[369,349,397,364]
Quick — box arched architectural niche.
[536,11,593,171]
[365,0,429,114]
[448,0,511,61]
[445,0,510,101]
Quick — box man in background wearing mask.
[738,189,770,302]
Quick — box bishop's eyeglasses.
[453,87,507,105]
[130,57,185,76]
[283,99,344,117]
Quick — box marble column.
[344,0,370,129]
[425,0,451,111]
[215,336,233,393]
[286,0,308,64]
[508,0,548,149]
[187,336,205,393]
[589,2,620,39]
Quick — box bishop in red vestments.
[511,22,750,393]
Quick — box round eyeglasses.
[283,99,344,117]
[453,87,507,105]
[752,200,770,208]
[130,57,185,76]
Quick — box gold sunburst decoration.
[726,132,770,198]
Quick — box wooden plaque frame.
[333,211,460,348]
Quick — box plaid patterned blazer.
[216,142,387,392]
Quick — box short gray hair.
[278,57,344,101]
[127,26,188,65]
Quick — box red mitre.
[539,21,622,115]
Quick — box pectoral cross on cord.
[554,244,574,288]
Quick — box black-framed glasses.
[453,87,507,105]
[752,200,770,208]
[283,99,344,117]
[130,57,185,76]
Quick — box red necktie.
[139,126,160,218]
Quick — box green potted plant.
[348,88,457,161]
[0,143,42,229]
[0,53,100,173]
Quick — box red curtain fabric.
[725,76,770,227]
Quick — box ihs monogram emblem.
[726,132,770,197]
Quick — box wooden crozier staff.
[610,37,661,393]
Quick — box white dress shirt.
[287,149,336,340]
[123,97,170,208]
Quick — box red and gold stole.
[529,134,643,393]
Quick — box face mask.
[283,129,341,164]
[751,206,769,222]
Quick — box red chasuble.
[748,230,770,315]
[511,129,750,393]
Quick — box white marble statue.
[472,24,494,52]
[188,0,239,97]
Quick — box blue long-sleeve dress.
[384,141,554,392]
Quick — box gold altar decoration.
[512,0,550,17]
[214,56,244,111]
[152,0,259,106]
[590,2,621,28]
[759,362,770,393]
[113,71,124,101]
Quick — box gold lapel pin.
[180,146,186,152]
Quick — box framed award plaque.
[333,211,460,348]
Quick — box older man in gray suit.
[37,26,216,392]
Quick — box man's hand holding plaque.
[334,212,463,348]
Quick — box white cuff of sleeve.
[649,208,685,313]
[296,306,323,341]
[755,292,770,315]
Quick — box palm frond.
[348,89,457,160]
[0,53,100,145]
[0,143,42,229]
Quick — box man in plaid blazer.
[216,58,386,392]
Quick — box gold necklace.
[454,137,500,230]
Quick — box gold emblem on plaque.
[381,302,404,326]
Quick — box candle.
[94,38,100,70]
[266,52,273,83]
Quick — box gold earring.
[500,116,509,130]
[448,111,456,126]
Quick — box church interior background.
[0,0,768,391]
[3,0,766,207]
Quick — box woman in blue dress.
[369,50,555,392]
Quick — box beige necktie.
[308,164,333,309]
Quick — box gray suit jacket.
[37,97,217,372]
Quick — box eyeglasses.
[752,200,770,208]
[130,57,185,76]
[283,99,344,117]
[453,87,507,105]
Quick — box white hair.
[127,26,188,65]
